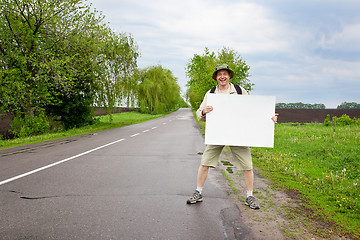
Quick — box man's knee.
[199,165,210,171]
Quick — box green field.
[252,123,360,238]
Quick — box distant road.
[0,108,253,239]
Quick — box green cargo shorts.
[201,145,252,170]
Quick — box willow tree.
[95,28,139,116]
[137,66,180,114]
[185,47,253,109]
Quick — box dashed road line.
[1,122,166,186]
[0,138,125,186]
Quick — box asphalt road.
[0,108,253,240]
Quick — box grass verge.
[0,111,166,149]
[191,109,359,238]
[252,123,360,239]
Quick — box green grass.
[191,108,359,237]
[0,111,166,149]
[252,123,360,238]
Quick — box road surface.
[0,108,253,239]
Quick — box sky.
[89,0,360,108]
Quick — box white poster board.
[205,94,276,148]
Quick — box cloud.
[151,1,294,54]
[314,23,360,61]
[90,0,360,108]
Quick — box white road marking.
[142,129,150,133]
[0,138,125,186]
[1,119,168,186]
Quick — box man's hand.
[202,106,213,115]
[271,113,279,123]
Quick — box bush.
[47,94,95,130]
[10,111,50,137]
[324,114,331,126]
[324,114,360,126]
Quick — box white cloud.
[90,0,360,108]
[320,23,360,51]
[148,1,294,54]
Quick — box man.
[186,64,278,209]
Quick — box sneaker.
[245,196,260,209]
[186,190,203,204]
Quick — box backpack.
[210,84,242,94]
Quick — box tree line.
[276,103,326,109]
[336,102,360,109]
[276,102,360,109]
[0,0,183,138]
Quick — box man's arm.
[196,93,211,122]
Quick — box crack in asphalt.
[220,206,255,240]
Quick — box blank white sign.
[205,94,276,148]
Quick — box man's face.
[216,69,230,87]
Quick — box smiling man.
[186,64,277,209]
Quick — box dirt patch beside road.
[210,149,352,240]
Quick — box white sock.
[196,187,203,194]
[246,190,253,198]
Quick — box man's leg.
[230,146,260,209]
[243,169,260,209]
[196,144,223,191]
[243,169,254,192]
[197,165,209,190]
[186,165,209,204]
[230,146,254,193]
[187,145,223,204]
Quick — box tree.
[337,102,360,109]
[185,47,253,109]
[43,1,108,130]
[0,0,140,134]
[94,28,139,117]
[177,96,190,108]
[0,0,106,134]
[137,66,180,114]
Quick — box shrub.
[10,111,50,137]
[324,114,360,126]
[324,114,331,126]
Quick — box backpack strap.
[210,84,242,94]
[233,84,242,94]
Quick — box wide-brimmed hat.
[212,64,234,80]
